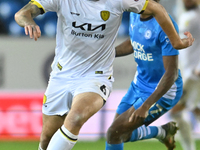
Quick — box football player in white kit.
[14,0,194,149]
[170,0,200,150]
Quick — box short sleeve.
[159,15,179,56]
[122,0,148,13]
[30,0,60,13]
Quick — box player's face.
[183,0,198,10]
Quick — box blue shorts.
[116,79,183,126]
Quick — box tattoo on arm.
[22,3,42,18]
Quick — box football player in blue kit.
[105,0,189,150]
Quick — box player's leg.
[192,78,200,121]
[106,105,144,150]
[46,92,105,150]
[46,78,112,150]
[105,98,165,150]
[38,114,66,150]
[106,79,182,150]
[105,104,172,150]
[106,82,166,150]
[106,83,147,149]
[170,79,196,150]
[170,102,195,150]
[143,100,179,150]
[106,104,178,149]
[38,75,75,150]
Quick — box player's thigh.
[64,92,104,131]
[113,84,147,130]
[113,113,120,120]
[64,77,112,130]
[116,82,141,115]
[177,78,200,111]
[43,77,74,116]
[73,92,104,118]
[107,105,147,143]
[144,96,181,126]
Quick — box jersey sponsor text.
[131,41,153,61]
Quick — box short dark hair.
[154,0,160,2]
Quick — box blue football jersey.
[129,13,180,93]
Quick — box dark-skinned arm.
[143,0,194,49]
[115,39,134,57]
[15,3,42,41]
[129,55,179,122]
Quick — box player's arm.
[141,0,194,49]
[115,39,134,57]
[15,3,43,41]
[129,55,178,122]
[143,55,178,108]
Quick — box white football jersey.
[31,0,147,79]
[178,7,200,80]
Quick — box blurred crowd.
[0,0,130,37]
[0,0,59,37]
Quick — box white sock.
[46,125,78,150]
[156,126,166,140]
[38,144,44,150]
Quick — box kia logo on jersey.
[72,22,106,31]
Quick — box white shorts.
[178,78,200,110]
[42,76,113,116]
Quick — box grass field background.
[0,138,199,150]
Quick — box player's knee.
[67,111,88,128]
[107,125,132,143]
[106,126,121,143]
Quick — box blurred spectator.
[0,0,57,36]
[1,0,130,37]
[0,18,7,34]
[170,0,200,150]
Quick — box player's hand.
[179,31,195,49]
[24,24,41,41]
[129,106,148,123]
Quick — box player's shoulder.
[157,14,178,33]
[129,12,140,22]
[105,0,124,12]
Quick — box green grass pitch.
[0,138,199,150]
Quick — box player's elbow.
[14,12,19,22]
[171,43,180,50]
[166,68,179,82]
[14,10,30,27]
[173,69,179,81]
[14,12,22,25]
[170,40,185,50]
